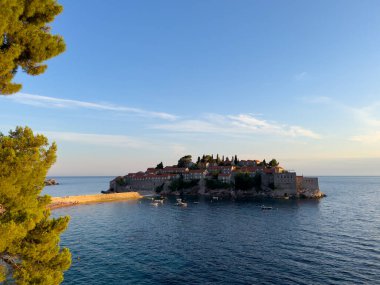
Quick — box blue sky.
[2,0,380,175]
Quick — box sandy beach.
[49,192,143,209]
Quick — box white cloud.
[44,131,152,149]
[6,93,177,121]
[153,113,321,139]
[294,72,307,81]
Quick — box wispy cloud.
[6,93,177,121]
[303,96,380,142]
[351,101,380,127]
[153,113,321,139]
[43,131,189,154]
[350,132,380,144]
[44,131,152,148]
[303,96,380,127]
[303,96,332,104]
[294,71,307,81]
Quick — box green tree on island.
[155,162,164,169]
[177,155,192,167]
[0,0,66,94]
[0,127,71,284]
[268,159,279,167]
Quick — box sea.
[45,176,380,285]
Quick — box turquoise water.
[52,177,380,284]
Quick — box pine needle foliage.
[0,0,65,95]
[0,126,71,284]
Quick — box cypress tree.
[0,127,71,284]
[0,0,66,94]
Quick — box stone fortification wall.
[261,173,274,185]
[297,177,319,191]
[273,172,297,196]
[296,176,323,198]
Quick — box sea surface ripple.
[51,176,380,284]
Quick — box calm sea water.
[43,176,113,196]
[51,177,380,284]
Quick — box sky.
[1,0,380,176]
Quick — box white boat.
[261,205,273,210]
[175,198,187,207]
[150,202,159,206]
[154,199,164,204]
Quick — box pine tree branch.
[0,204,6,215]
[0,253,21,270]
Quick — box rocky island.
[107,154,325,199]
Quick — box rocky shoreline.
[155,185,326,200]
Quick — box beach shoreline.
[49,192,142,209]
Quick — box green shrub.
[169,178,199,192]
[234,172,261,191]
[115,176,127,186]
[205,179,231,189]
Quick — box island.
[106,154,325,199]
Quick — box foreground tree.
[0,0,66,95]
[0,127,71,284]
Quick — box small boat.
[261,205,273,210]
[283,197,289,200]
[150,202,159,206]
[175,198,187,207]
[154,199,164,204]
[212,196,219,201]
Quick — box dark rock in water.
[44,179,59,186]
[101,189,115,194]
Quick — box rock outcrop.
[297,188,326,199]
[44,179,59,186]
